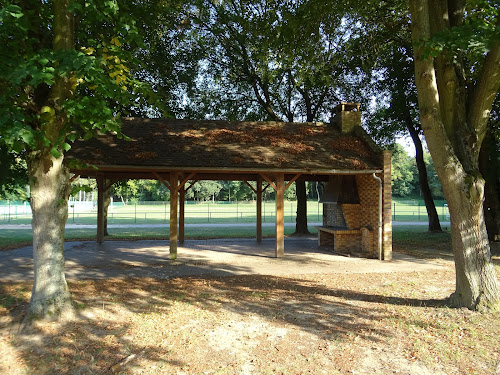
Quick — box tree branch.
[468,15,500,144]
[409,0,459,174]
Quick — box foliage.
[0,146,28,200]
[423,153,444,199]
[145,0,372,122]
[420,0,499,58]
[185,180,222,201]
[0,1,163,158]
[389,144,417,197]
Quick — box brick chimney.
[332,102,361,134]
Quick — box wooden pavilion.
[67,103,392,260]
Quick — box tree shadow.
[0,281,187,374]
[0,235,460,374]
[1,271,455,374]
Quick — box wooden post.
[179,187,185,244]
[256,178,262,243]
[169,172,178,259]
[275,173,285,257]
[382,150,393,260]
[96,175,104,244]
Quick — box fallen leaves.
[3,269,497,374]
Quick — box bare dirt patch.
[1,265,500,374]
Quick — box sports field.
[0,198,450,225]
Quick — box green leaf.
[19,129,34,145]
[66,132,78,142]
[38,57,50,66]
[6,5,24,19]
[50,147,62,159]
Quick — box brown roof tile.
[67,118,382,173]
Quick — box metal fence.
[0,199,450,225]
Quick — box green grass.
[0,224,456,258]
[0,225,305,250]
[391,198,449,222]
[392,225,453,259]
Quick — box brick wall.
[341,174,380,258]
[318,229,363,252]
[335,231,362,251]
[334,111,362,134]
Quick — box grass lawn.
[0,224,458,254]
[0,225,303,250]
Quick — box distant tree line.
[68,179,322,204]
[389,144,443,200]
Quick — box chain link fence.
[0,199,450,225]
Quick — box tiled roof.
[67,118,382,173]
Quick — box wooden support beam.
[285,174,302,190]
[169,172,178,259]
[259,173,277,191]
[152,171,171,190]
[179,172,196,190]
[275,173,285,258]
[256,178,262,243]
[70,174,79,183]
[185,180,198,192]
[243,180,257,194]
[96,175,105,244]
[179,187,185,244]
[262,183,271,193]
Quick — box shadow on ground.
[0,268,456,374]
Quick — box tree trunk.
[293,181,310,235]
[479,131,500,241]
[409,0,500,310]
[445,176,500,310]
[103,186,111,236]
[26,150,74,320]
[24,0,76,321]
[405,119,442,232]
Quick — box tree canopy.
[0,0,163,319]
[1,0,499,318]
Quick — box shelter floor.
[0,238,448,282]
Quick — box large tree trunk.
[405,118,442,232]
[293,181,310,235]
[479,131,500,241]
[25,0,76,320]
[444,176,499,309]
[409,0,500,310]
[26,151,73,319]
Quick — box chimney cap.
[334,102,361,113]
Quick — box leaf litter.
[0,267,499,374]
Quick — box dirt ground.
[1,238,499,374]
